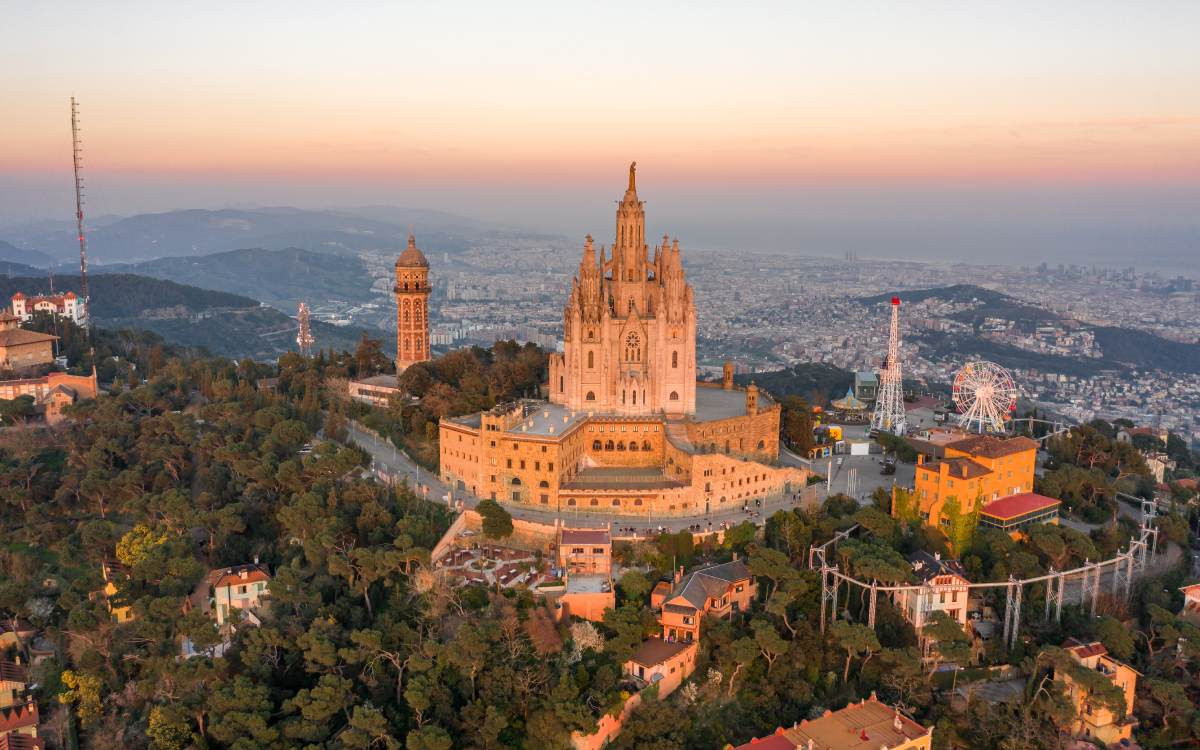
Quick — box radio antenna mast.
[70,97,94,358]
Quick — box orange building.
[439,167,807,519]
[1059,640,1138,746]
[0,699,41,750]
[624,638,697,696]
[0,371,99,424]
[904,435,1037,529]
[394,233,431,372]
[729,694,932,750]
[0,313,56,374]
[657,559,755,643]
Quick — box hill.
[0,239,55,268]
[734,362,854,404]
[0,273,375,359]
[2,206,478,263]
[100,247,376,308]
[863,283,1200,375]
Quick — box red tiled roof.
[209,563,271,589]
[980,493,1060,520]
[560,528,610,545]
[947,435,1038,459]
[731,728,797,750]
[921,456,992,480]
[1064,639,1107,659]
[0,701,38,734]
[0,733,45,750]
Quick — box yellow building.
[729,694,932,750]
[904,435,1038,529]
[99,562,135,624]
[439,167,807,518]
[1060,640,1138,746]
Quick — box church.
[439,165,808,518]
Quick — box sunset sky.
[3,1,1198,263]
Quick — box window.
[671,351,678,368]
[511,491,520,501]
[625,332,641,362]
[629,441,639,451]
[669,391,679,401]
[540,494,549,504]
[593,440,602,450]
[539,480,549,488]
[593,547,604,554]
[520,460,526,469]
[506,459,512,469]
[559,376,564,391]
[587,351,594,368]
[605,440,614,451]
[572,547,584,554]
[586,391,596,401]
[642,440,651,451]
[511,477,522,485]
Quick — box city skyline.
[3,2,1199,267]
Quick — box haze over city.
[4,1,1199,269]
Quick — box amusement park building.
[439,166,807,518]
[902,434,1038,530]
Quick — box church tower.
[549,163,697,416]
[394,233,431,372]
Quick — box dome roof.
[395,234,429,268]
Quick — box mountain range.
[0,206,504,264]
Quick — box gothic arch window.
[586,391,596,401]
[415,306,423,322]
[587,351,594,369]
[624,332,641,362]
[628,299,635,315]
[671,351,678,368]
[632,391,637,405]
[669,391,679,401]
[616,441,626,451]
[629,441,638,452]
[642,440,651,451]
[592,440,602,451]
[415,336,422,350]
[511,477,521,485]
[757,440,765,450]
[627,270,633,281]
[605,440,614,451]
[559,376,564,392]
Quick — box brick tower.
[394,233,431,372]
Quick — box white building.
[894,551,971,631]
[11,292,86,325]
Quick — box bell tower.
[394,233,431,372]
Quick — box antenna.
[70,97,95,360]
[296,302,315,356]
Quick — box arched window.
[539,480,549,488]
[612,498,620,506]
[757,440,765,450]
[616,441,626,451]
[605,440,614,451]
[632,391,637,405]
[671,351,678,368]
[724,441,731,453]
[629,441,639,452]
[642,440,651,451]
[634,498,643,506]
[592,440,602,451]
[669,391,679,401]
[586,391,596,401]
[559,376,564,392]
[590,498,598,506]
[511,477,521,485]
[587,351,594,368]
[567,498,576,506]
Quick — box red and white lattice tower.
[70,98,93,336]
[871,296,907,435]
[296,302,314,356]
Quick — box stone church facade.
[439,166,808,518]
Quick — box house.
[0,662,26,710]
[1178,582,1200,624]
[658,558,755,643]
[978,492,1060,537]
[902,434,1037,530]
[557,528,614,622]
[728,693,932,750]
[0,371,99,424]
[895,552,971,631]
[99,562,135,624]
[348,375,402,407]
[205,562,272,628]
[11,291,85,324]
[0,313,56,374]
[623,638,697,698]
[0,622,34,653]
[0,699,41,749]
[1059,639,1138,746]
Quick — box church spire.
[628,161,636,193]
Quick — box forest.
[0,340,1198,749]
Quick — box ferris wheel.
[952,360,1018,433]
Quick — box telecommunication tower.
[870,296,906,435]
[296,302,315,356]
[70,97,92,340]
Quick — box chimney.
[732,551,738,561]
[239,568,248,579]
[933,552,940,561]
[917,454,924,466]
[253,555,259,566]
[675,566,683,585]
[893,708,903,732]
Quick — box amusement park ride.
[952,359,1019,433]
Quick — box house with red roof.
[727,694,932,750]
[185,561,272,630]
[0,699,41,749]
[978,492,1061,536]
[11,291,85,325]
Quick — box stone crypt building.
[439,165,808,518]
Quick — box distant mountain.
[0,239,55,269]
[0,273,376,360]
[2,206,483,264]
[99,247,376,309]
